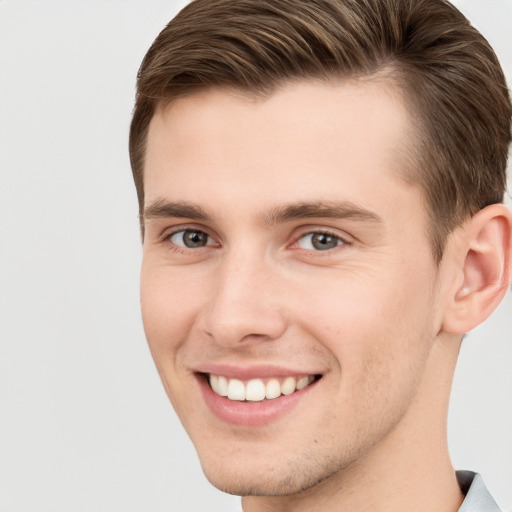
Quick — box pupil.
[312,233,338,250]
[184,231,207,248]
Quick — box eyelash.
[161,227,217,253]
[292,229,348,252]
[160,227,350,254]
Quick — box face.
[141,80,448,497]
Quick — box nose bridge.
[199,247,287,346]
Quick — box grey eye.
[171,229,212,248]
[297,232,343,251]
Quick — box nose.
[197,252,288,348]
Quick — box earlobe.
[442,203,512,335]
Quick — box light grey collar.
[457,471,502,512]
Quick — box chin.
[199,452,343,497]
[203,468,313,497]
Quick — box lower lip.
[198,375,318,427]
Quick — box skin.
[139,79,510,512]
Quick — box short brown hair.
[129,0,511,261]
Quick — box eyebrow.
[143,199,382,225]
[143,200,212,221]
[262,200,383,225]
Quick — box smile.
[208,374,316,402]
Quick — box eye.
[296,231,345,251]
[169,229,215,249]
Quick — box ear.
[441,203,512,335]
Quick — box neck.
[242,436,463,512]
[242,335,464,512]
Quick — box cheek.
[140,265,204,417]
[302,276,435,448]
[295,265,436,385]
[140,264,199,359]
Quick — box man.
[129,0,512,510]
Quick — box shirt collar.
[457,471,502,512]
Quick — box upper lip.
[193,363,322,380]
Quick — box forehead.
[144,79,421,220]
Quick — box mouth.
[195,366,323,426]
[207,374,319,402]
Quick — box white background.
[0,1,510,511]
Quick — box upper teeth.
[209,375,315,402]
